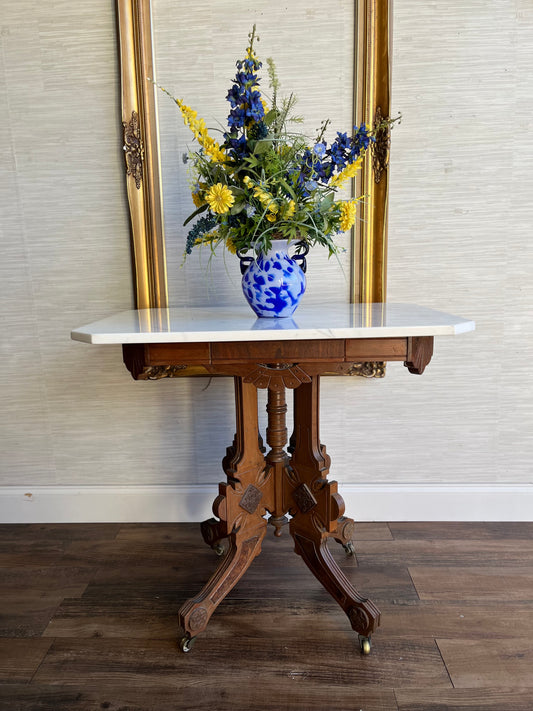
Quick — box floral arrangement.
[162,27,380,260]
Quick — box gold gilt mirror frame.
[117,1,392,331]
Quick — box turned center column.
[265,386,290,536]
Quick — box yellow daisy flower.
[340,200,358,232]
[205,183,235,214]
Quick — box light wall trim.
[1,484,532,523]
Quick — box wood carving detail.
[244,363,311,390]
[292,483,318,514]
[143,365,187,380]
[122,110,144,189]
[188,606,208,631]
[372,106,390,184]
[239,484,263,514]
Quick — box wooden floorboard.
[0,522,532,710]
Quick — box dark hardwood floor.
[1,521,533,711]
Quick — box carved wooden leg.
[288,376,380,643]
[178,377,270,649]
[178,523,266,644]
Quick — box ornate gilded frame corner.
[117,0,168,308]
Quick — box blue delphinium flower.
[224,53,265,131]
[326,125,375,173]
[223,132,249,161]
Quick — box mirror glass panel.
[152,0,357,307]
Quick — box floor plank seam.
[434,637,456,690]
[28,638,55,686]
[406,566,422,601]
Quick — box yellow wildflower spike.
[330,157,363,189]
[175,98,226,163]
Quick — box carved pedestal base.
[177,371,380,652]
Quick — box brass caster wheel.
[213,544,225,557]
[343,541,356,556]
[179,635,196,653]
[358,635,371,655]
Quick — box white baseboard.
[1,484,533,523]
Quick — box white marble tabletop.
[71,303,475,345]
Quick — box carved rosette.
[349,606,371,635]
[188,606,208,632]
[338,516,355,543]
[122,110,144,189]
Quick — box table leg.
[288,376,381,649]
[178,524,265,650]
[178,377,268,650]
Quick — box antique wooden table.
[72,302,474,654]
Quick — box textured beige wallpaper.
[152,0,355,306]
[1,1,531,494]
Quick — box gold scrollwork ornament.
[371,106,391,185]
[122,110,144,189]
[348,362,386,378]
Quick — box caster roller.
[358,635,371,655]
[179,635,196,653]
[343,541,356,556]
[213,544,225,556]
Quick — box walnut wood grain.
[122,336,429,376]
[345,337,407,360]
[211,339,344,363]
[405,336,434,374]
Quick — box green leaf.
[263,110,278,126]
[243,156,259,168]
[278,178,297,201]
[319,193,335,213]
[183,203,208,226]
[254,140,273,155]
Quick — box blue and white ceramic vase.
[240,239,307,318]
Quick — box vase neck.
[262,239,289,258]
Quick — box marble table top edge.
[71,303,475,346]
